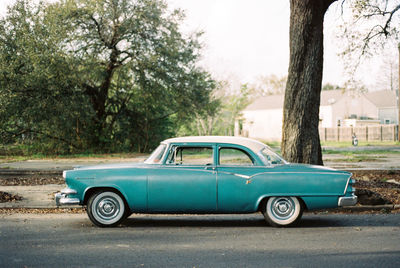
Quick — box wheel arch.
[256,195,308,212]
[83,187,130,212]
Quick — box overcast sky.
[167,0,348,85]
[0,0,383,87]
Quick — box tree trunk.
[282,0,336,165]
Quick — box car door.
[216,145,263,213]
[147,145,217,212]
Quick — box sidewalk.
[0,184,61,208]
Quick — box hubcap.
[96,197,120,221]
[271,197,295,220]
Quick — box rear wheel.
[87,190,127,227]
[262,196,303,227]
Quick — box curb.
[0,205,82,209]
[0,169,62,177]
[336,204,400,211]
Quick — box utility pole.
[398,43,400,141]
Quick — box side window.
[219,148,253,166]
[167,146,213,166]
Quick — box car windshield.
[144,144,167,164]
[258,146,287,166]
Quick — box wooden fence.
[319,125,399,142]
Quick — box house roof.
[319,90,346,106]
[244,90,346,111]
[364,90,397,108]
[243,90,397,111]
[244,95,284,111]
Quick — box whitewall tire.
[87,191,127,227]
[262,196,303,227]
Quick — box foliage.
[373,50,399,91]
[338,0,400,80]
[177,82,253,137]
[322,83,341,91]
[251,74,287,96]
[0,0,216,154]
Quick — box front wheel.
[87,191,127,227]
[262,196,303,227]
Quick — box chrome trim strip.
[230,173,251,179]
[343,174,354,195]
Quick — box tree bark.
[282,0,336,165]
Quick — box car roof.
[162,136,267,153]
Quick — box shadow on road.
[114,213,400,228]
[121,216,267,228]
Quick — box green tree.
[0,0,216,153]
[322,83,341,91]
[178,82,252,137]
[0,0,91,153]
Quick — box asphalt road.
[1,213,400,268]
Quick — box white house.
[239,90,398,141]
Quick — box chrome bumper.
[55,188,80,206]
[338,194,358,207]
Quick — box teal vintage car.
[55,136,357,227]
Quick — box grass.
[322,149,400,155]
[321,140,400,147]
[327,155,387,163]
[259,140,400,148]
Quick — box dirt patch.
[0,176,64,186]
[0,207,84,214]
[351,170,400,205]
[0,191,23,203]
